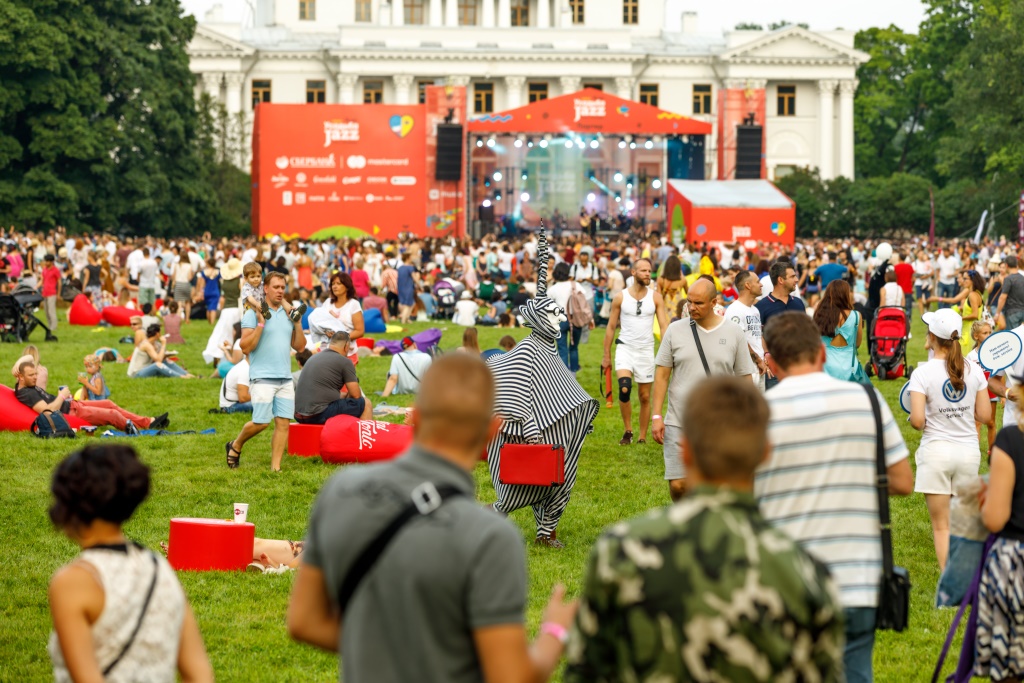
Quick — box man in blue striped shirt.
[756,312,913,683]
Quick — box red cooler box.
[168,518,255,571]
[498,444,565,486]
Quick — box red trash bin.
[167,518,255,571]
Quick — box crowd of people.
[18,223,1024,682]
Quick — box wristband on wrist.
[652,414,663,421]
[540,622,569,645]
[257,323,265,328]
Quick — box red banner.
[252,100,466,241]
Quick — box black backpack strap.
[862,384,895,577]
[396,352,421,383]
[103,552,159,676]
[338,482,462,612]
[689,320,711,376]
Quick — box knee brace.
[618,376,633,403]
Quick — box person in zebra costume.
[486,224,599,548]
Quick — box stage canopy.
[667,179,795,245]
[466,89,712,136]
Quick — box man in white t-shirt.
[756,311,912,683]
[218,359,252,413]
[724,271,767,388]
[453,291,478,326]
[935,247,959,309]
[570,251,599,304]
[382,337,433,397]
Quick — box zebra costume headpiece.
[518,222,564,343]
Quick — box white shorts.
[250,379,295,425]
[914,440,981,495]
[614,344,655,383]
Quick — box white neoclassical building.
[188,0,867,181]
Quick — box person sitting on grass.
[481,335,517,360]
[77,354,110,401]
[47,444,213,683]
[212,354,251,414]
[164,300,185,345]
[16,360,168,434]
[127,324,195,379]
[381,337,432,397]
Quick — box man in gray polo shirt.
[287,353,576,683]
[652,278,756,501]
[997,255,1024,330]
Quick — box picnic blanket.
[101,428,217,438]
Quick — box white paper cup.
[233,503,249,524]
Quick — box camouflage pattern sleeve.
[564,491,845,683]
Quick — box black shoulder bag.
[103,551,159,676]
[396,353,422,384]
[862,384,911,632]
[337,482,463,612]
[689,320,711,376]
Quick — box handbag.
[862,384,911,631]
[498,444,566,486]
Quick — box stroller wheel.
[865,363,875,378]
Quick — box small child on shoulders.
[78,354,110,400]
[242,262,306,322]
[164,301,185,345]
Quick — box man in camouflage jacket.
[565,376,844,682]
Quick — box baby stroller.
[866,306,909,380]
[0,284,58,343]
[432,278,461,320]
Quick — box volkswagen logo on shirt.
[942,379,967,403]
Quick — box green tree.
[734,22,763,30]
[0,0,228,235]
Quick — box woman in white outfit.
[48,444,212,683]
[908,308,991,571]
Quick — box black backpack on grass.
[32,410,75,438]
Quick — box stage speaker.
[735,125,763,179]
[436,124,463,181]
[478,203,495,223]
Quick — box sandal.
[225,440,241,469]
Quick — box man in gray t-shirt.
[294,331,371,424]
[652,279,755,501]
[287,354,576,683]
[998,256,1024,330]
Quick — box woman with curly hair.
[47,445,212,682]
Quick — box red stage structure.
[251,85,467,241]
[466,89,712,233]
[667,179,795,246]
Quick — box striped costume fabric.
[486,224,599,538]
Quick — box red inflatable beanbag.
[68,295,101,326]
[0,385,92,432]
[101,306,136,327]
[320,416,412,464]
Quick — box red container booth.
[667,179,796,246]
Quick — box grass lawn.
[0,310,985,681]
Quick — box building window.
[570,0,584,23]
[622,0,638,25]
[692,84,712,114]
[251,79,271,108]
[459,0,478,25]
[355,0,372,21]
[299,0,316,20]
[363,80,384,104]
[404,0,425,24]
[306,80,326,103]
[417,79,435,104]
[474,82,494,114]
[582,82,603,91]
[528,82,548,103]
[511,0,529,26]
[777,84,796,116]
[639,83,658,107]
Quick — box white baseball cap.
[922,309,962,341]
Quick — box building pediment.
[720,27,868,66]
[190,25,255,57]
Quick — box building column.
[445,0,458,25]
[817,79,837,180]
[560,76,581,96]
[202,72,223,101]
[838,79,858,179]
[336,74,358,104]
[225,73,244,114]
[393,75,415,105]
[482,0,495,27]
[429,0,442,24]
[392,0,404,25]
[504,76,525,109]
[615,77,632,100]
[497,0,510,27]
[379,0,392,25]
[537,0,549,27]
